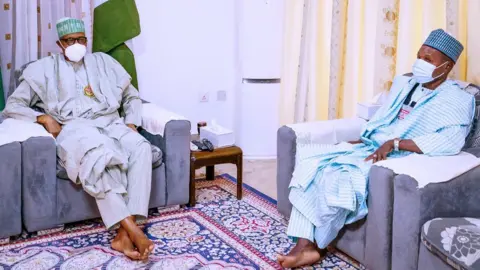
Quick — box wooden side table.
[189,146,243,207]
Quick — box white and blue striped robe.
[287,75,475,248]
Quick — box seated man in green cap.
[3,17,154,260]
[277,29,475,268]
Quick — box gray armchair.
[391,166,480,270]
[7,62,192,234]
[277,118,393,270]
[389,82,480,270]
[0,137,22,243]
[21,117,191,233]
[277,81,480,270]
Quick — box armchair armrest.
[163,119,191,206]
[21,137,59,232]
[391,165,480,270]
[276,117,366,217]
[286,117,366,145]
[141,102,192,206]
[0,142,22,238]
[0,118,52,145]
[141,102,187,136]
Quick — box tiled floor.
[195,159,278,200]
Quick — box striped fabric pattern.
[288,75,475,248]
[287,207,315,242]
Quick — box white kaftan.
[3,53,152,228]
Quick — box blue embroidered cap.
[423,29,464,62]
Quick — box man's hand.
[127,124,138,133]
[37,115,62,138]
[365,140,394,163]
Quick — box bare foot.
[120,217,155,259]
[111,228,141,260]
[277,238,325,268]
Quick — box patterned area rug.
[0,174,362,270]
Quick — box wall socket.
[217,90,227,101]
[199,91,209,102]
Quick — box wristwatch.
[393,138,401,151]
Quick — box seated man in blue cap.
[277,29,475,268]
[3,18,154,260]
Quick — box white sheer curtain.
[278,0,304,125]
[0,0,91,101]
[280,0,480,124]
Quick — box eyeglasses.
[61,37,87,45]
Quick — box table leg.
[236,154,243,200]
[206,165,215,180]
[188,158,196,207]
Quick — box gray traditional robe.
[3,53,146,199]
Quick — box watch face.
[394,139,400,150]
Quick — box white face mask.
[412,59,448,84]
[63,43,87,62]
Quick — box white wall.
[131,1,285,159]
[132,0,237,133]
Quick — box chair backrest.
[9,61,36,99]
[463,83,480,149]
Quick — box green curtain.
[92,0,141,89]
[0,67,5,111]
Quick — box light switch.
[217,90,227,101]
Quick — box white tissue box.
[200,126,235,148]
[357,103,382,120]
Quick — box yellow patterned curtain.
[279,0,480,125]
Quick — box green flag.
[0,67,5,111]
[93,0,141,89]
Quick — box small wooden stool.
[189,146,243,207]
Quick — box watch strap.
[394,139,400,151]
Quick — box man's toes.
[140,252,149,261]
[277,254,286,263]
[280,256,297,268]
[124,250,142,260]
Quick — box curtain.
[0,0,91,106]
[279,0,305,125]
[279,0,480,125]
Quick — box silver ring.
[373,154,377,157]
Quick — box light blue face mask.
[412,59,448,84]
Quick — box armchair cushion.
[421,217,480,270]
[375,151,480,188]
[141,102,187,136]
[287,117,366,145]
[0,118,52,147]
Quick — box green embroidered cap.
[56,17,85,38]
